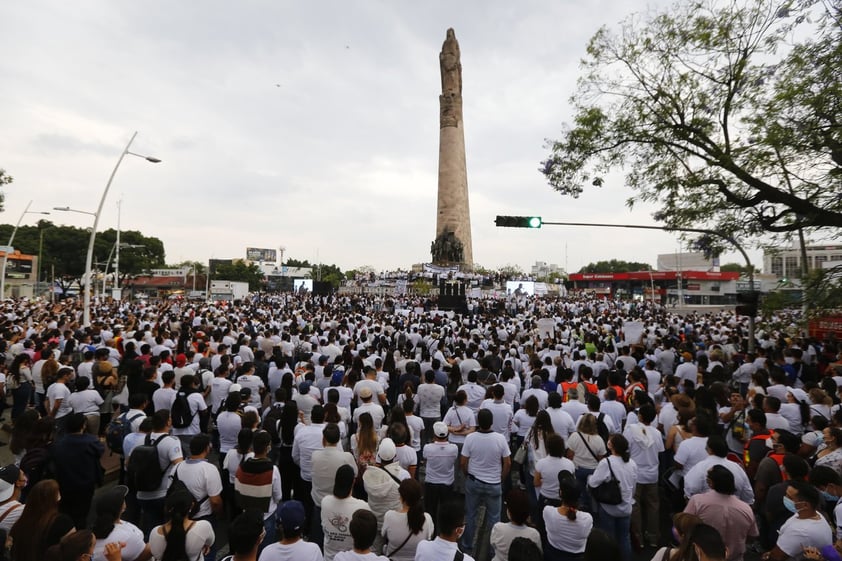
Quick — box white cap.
[377,438,397,462]
[433,422,449,438]
[229,383,242,394]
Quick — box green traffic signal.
[495,215,542,228]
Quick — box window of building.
[771,256,784,277]
[786,256,800,278]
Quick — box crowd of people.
[0,292,835,561]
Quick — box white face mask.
[766,438,775,449]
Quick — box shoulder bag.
[589,456,623,505]
[513,427,533,465]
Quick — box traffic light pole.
[533,220,757,353]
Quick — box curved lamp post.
[56,131,160,326]
[0,201,50,298]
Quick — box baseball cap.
[378,438,397,462]
[359,387,373,399]
[229,383,242,394]
[433,422,449,439]
[278,500,306,534]
[95,485,129,518]
[0,465,20,502]
[175,353,187,367]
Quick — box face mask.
[783,496,798,513]
[822,491,839,503]
[766,438,775,449]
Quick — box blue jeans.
[598,504,631,561]
[258,510,277,557]
[461,475,502,554]
[575,466,596,513]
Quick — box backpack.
[105,412,145,456]
[171,391,195,429]
[262,403,285,446]
[127,434,166,492]
[168,464,208,517]
[596,413,610,443]
[196,369,211,393]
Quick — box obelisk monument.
[431,28,473,268]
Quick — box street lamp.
[0,201,50,298]
[55,131,160,326]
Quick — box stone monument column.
[432,28,473,268]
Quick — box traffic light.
[735,291,759,317]
[495,215,542,228]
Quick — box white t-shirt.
[258,540,324,561]
[321,495,371,561]
[543,506,593,553]
[674,436,709,475]
[462,431,510,485]
[217,411,244,454]
[381,511,434,561]
[152,387,177,413]
[46,382,73,418]
[0,501,23,533]
[92,521,146,561]
[535,456,576,499]
[68,389,103,414]
[490,522,542,561]
[149,520,214,561]
[776,515,833,556]
[209,377,233,413]
[443,405,476,445]
[237,374,264,407]
[171,460,223,519]
[422,442,458,485]
[416,383,445,418]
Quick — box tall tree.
[579,260,651,273]
[0,168,11,212]
[542,0,842,245]
[212,261,264,291]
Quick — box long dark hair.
[280,399,299,445]
[398,479,425,535]
[609,434,631,462]
[10,479,60,561]
[9,354,30,382]
[162,489,194,561]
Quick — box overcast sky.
[0,0,762,274]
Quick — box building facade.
[763,245,842,280]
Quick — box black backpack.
[127,434,166,492]
[170,391,195,429]
[596,413,610,443]
[262,403,284,446]
[105,412,145,456]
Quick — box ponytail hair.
[162,490,194,561]
[559,479,580,521]
[610,434,631,462]
[398,479,425,535]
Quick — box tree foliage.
[0,169,11,212]
[0,220,166,281]
[720,262,759,274]
[542,0,842,245]
[212,261,265,291]
[578,260,651,273]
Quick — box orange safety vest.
[581,381,599,395]
[768,452,789,481]
[744,432,772,465]
[560,381,577,402]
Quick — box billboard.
[246,247,277,262]
[506,281,535,296]
[4,258,33,279]
[294,279,313,293]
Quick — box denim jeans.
[598,504,631,561]
[461,474,502,554]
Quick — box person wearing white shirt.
[170,376,208,456]
[480,385,514,441]
[68,376,104,436]
[415,501,475,561]
[522,376,550,410]
[152,371,178,414]
[682,436,754,505]
[587,434,638,561]
[310,424,358,549]
[353,389,386,429]
[322,465,371,561]
[560,390,589,426]
[674,417,712,477]
[599,389,627,433]
[237,363,265,409]
[624,404,665,549]
[293,405,328,533]
[46,367,74,436]
[456,372,487,413]
[460,409,511,557]
[416,372,445,445]
[547,392,577,438]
